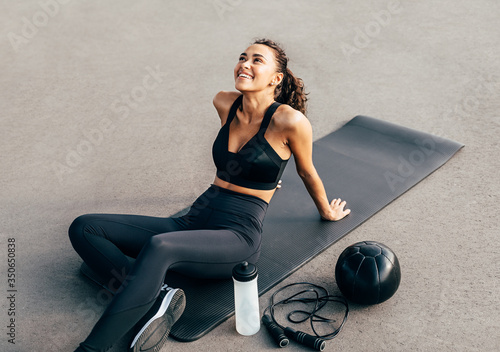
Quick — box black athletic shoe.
[129,284,186,352]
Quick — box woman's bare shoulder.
[272,104,310,132]
[213,91,241,122]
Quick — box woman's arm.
[287,111,351,221]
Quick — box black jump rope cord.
[262,282,349,350]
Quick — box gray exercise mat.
[83,115,463,342]
[167,115,463,341]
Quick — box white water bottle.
[232,261,260,336]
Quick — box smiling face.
[234,44,283,93]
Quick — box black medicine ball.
[335,241,401,305]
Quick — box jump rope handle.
[284,327,326,351]
[262,314,289,348]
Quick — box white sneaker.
[129,285,186,352]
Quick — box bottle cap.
[232,261,258,282]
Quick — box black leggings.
[69,185,268,352]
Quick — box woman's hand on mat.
[321,198,351,221]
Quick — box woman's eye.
[239,56,246,61]
[254,58,262,63]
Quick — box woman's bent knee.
[68,214,98,245]
[146,235,171,252]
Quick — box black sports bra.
[212,95,289,190]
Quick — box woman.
[69,38,350,352]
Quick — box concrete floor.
[1,0,499,351]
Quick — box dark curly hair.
[253,38,308,115]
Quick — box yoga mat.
[167,115,463,341]
[80,116,464,341]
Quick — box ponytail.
[253,39,308,115]
[275,67,307,115]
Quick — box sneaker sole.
[130,289,186,352]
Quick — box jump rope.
[262,282,349,351]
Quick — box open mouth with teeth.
[237,73,253,80]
